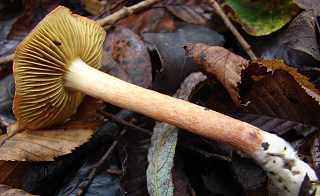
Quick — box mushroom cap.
[13,6,106,129]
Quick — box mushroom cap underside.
[13,6,106,129]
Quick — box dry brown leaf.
[253,59,320,104]
[0,96,103,162]
[0,128,93,161]
[117,7,176,34]
[0,184,34,196]
[185,43,248,105]
[102,26,152,88]
[241,69,320,126]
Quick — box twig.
[0,0,162,65]
[97,0,162,26]
[0,54,14,65]
[208,0,257,60]
[100,110,152,136]
[77,129,127,196]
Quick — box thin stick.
[96,0,161,26]
[0,0,162,65]
[100,110,152,135]
[77,129,127,196]
[0,54,14,65]
[208,0,257,60]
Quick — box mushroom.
[12,6,318,195]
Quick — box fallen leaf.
[166,0,212,25]
[119,124,150,196]
[143,24,224,93]
[0,75,15,129]
[294,0,320,12]
[185,43,248,105]
[253,59,320,104]
[147,123,178,196]
[224,0,300,36]
[252,10,320,67]
[0,128,94,161]
[234,113,319,136]
[231,154,267,195]
[102,26,152,88]
[277,10,320,62]
[8,0,59,40]
[240,66,320,126]
[0,2,22,60]
[311,136,320,178]
[56,141,120,196]
[0,184,34,196]
[147,72,207,196]
[0,92,104,161]
[172,160,195,196]
[118,6,176,34]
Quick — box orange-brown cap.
[13,6,106,129]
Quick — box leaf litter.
[0,0,320,195]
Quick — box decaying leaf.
[102,26,152,88]
[147,123,178,196]
[0,128,94,161]
[241,66,320,126]
[0,75,15,128]
[294,0,320,12]
[234,113,319,136]
[118,7,176,34]
[252,10,320,67]
[143,25,224,93]
[119,126,150,196]
[231,154,267,195]
[311,136,320,178]
[0,184,34,196]
[166,0,212,25]
[224,0,300,36]
[147,72,207,196]
[185,43,248,105]
[252,59,320,104]
[0,94,104,161]
[8,0,59,40]
[276,10,320,63]
[56,141,121,196]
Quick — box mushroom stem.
[65,58,317,195]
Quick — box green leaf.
[225,0,300,36]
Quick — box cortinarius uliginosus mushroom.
[12,6,318,195]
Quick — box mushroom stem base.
[65,58,318,195]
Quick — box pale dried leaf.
[147,72,207,196]
[0,184,34,196]
[147,123,178,196]
[185,43,248,105]
[0,128,93,161]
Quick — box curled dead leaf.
[185,43,248,105]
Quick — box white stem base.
[255,132,318,195]
[65,58,318,195]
